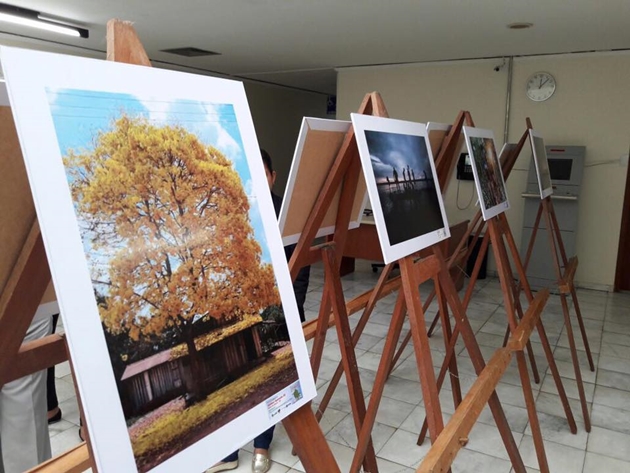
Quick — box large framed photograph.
[462,127,510,221]
[528,129,553,199]
[279,117,368,246]
[2,47,316,473]
[351,114,450,264]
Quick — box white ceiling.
[1,1,629,95]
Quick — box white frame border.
[279,117,365,246]
[1,46,316,473]
[528,128,554,199]
[351,113,450,265]
[462,126,511,221]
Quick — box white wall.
[245,83,329,194]
[337,52,630,290]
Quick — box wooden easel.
[290,103,533,471]
[0,19,340,473]
[418,287,550,473]
[414,115,579,449]
[388,211,557,472]
[348,242,530,473]
[309,114,473,428]
[286,92,393,473]
[515,118,594,431]
[394,113,540,383]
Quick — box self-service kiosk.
[520,145,586,289]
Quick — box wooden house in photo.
[120,315,264,417]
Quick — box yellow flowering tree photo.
[65,115,280,402]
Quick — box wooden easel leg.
[570,286,595,371]
[511,282,541,384]
[541,201,591,431]
[501,214,577,434]
[350,291,407,473]
[417,233,491,445]
[322,246,379,473]
[511,200,544,385]
[0,224,51,386]
[433,246,526,473]
[425,290,440,337]
[435,280,462,408]
[514,350,549,472]
[283,403,341,473]
[488,221,549,473]
[522,202,544,273]
[315,263,394,422]
[559,290,592,431]
[66,345,98,473]
[400,257,444,444]
[547,203,595,372]
[388,289,434,376]
[309,285,331,380]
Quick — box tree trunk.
[184,327,205,404]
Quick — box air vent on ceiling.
[161,47,220,57]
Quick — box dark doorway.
[614,150,630,291]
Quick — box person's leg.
[222,451,238,463]
[253,426,275,451]
[0,316,52,473]
[47,314,60,423]
[252,426,274,473]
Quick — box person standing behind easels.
[264,149,311,324]
[206,149,310,473]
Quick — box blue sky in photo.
[45,88,272,265]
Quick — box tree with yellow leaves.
[65,115,279,401]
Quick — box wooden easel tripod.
[310,114,474,431]
[515,118,594,432]
[286,91,393,473]
[348,242,530,473]
[399,116,579,452]
[0,20,340,473]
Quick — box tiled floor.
[50,260,630,472]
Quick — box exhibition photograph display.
[463,126,510,221]
[0,10,620,473]
[351,114,450,263]
[278,117,368,246]
[529,129,554,199]
[2,46,315,473]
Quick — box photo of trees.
[468,136,508,211]
[46,89,299,472]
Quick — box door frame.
[614,148,630,291]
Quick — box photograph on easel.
[528,129,553,199]
[279,117,368,246]
[351,114,450,264]
[463,126,510,221]
[2,47,315,473]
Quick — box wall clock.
[526,71,556,102]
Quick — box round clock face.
[526,72,556,102]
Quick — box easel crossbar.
[418,289,549,473]
[1,334,66,385]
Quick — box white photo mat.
[351,114,450,264]
[2,46,316,473]
[462,126,510,221]
[528,129,554,199]
[278,117,368,246]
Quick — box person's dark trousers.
[46,313,60,412]
[253,425,275,450]
[222,425,275,462]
